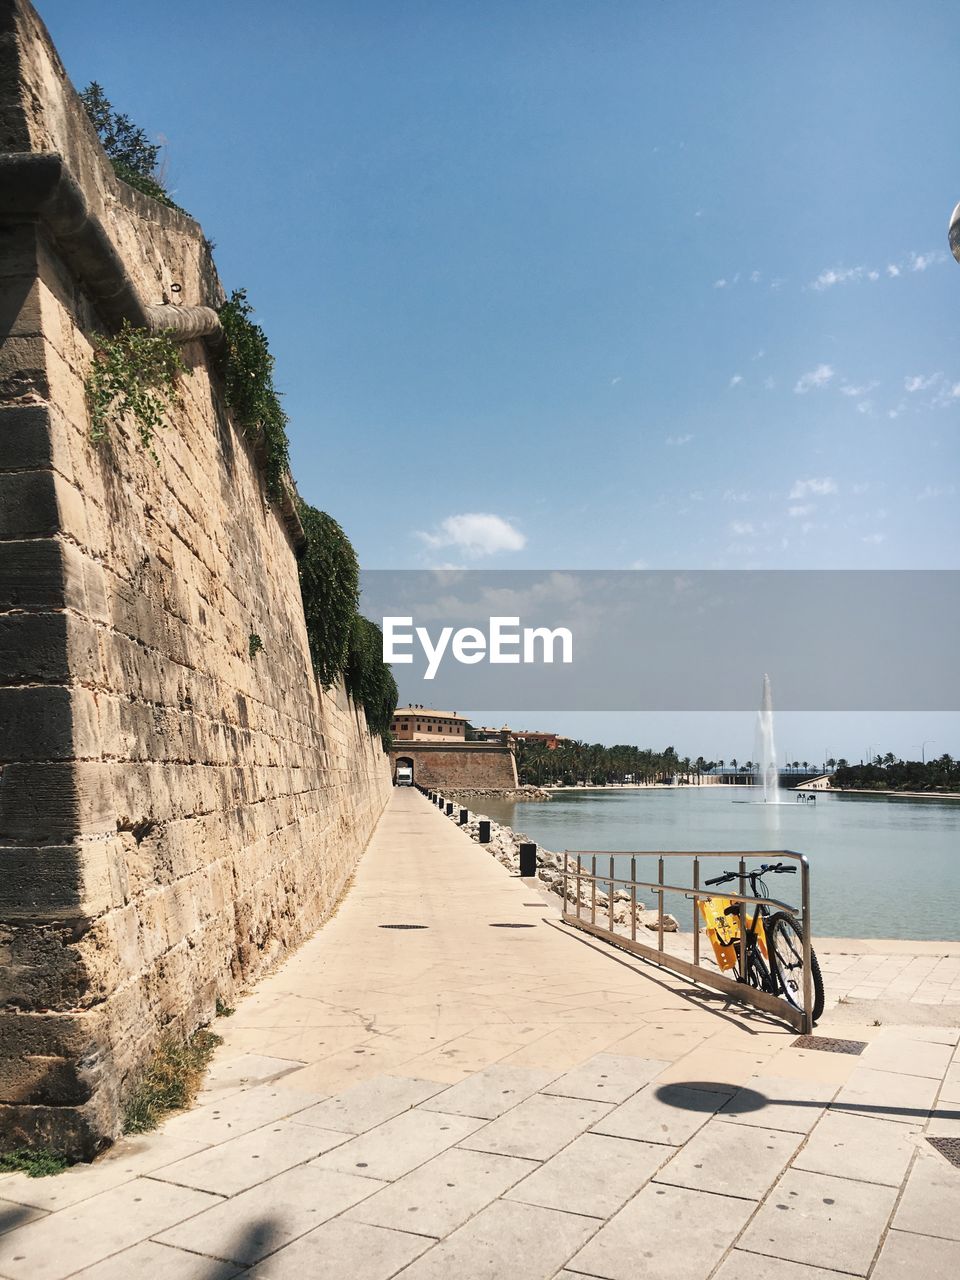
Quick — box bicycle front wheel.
[767,912,824,1023]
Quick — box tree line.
[833,754,959,794]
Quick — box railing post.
[801,855,813,1032]
[657,856,664,954]
[576,854,582,922]
[693,858,700,967]
[591,855,597,926]
[630,856,637,942]
[609,856,615,932]
[562,852,569,916]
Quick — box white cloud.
[722,488,752,503]
[810,266,866,291]
[794,364,835,394]
[750,270,761,283]
[904,373,941,393]
[788,504,814,517]
[917,483,957,500]
[861,533,886,545]
[610,376,622,385]
[852,482,871,494]
[729,521,755,537]
[763,376,776,390]
[729,374,743,388]
[752,349,765,361]
[417,513,526,558]
[665,433,694,446]
[713,278,727,289]
[910,250,945,272]
[789,477,837,499]
[840,381,876,397]
[886,264,900,278]
[856,400,873,414]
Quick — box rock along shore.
[447,801,679,933]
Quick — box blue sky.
[39,0,959,757]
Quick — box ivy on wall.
[297,502,359,687]
[217,290,291,503]
[86,321,187,455]
[78,85,396,745]
[346,615,399,746]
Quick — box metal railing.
[561,850,813,1032]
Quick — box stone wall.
[0,0,391,1156]
[389,743,518,789]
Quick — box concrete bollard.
[437,795,444,808]
[459,808,468,824]
[478,820,491,843]
[445,801,453,816]
[519,842,537,877]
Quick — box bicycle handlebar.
[704,862,797,887]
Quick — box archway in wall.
[395,756,415,784]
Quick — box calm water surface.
[474,787,960,940]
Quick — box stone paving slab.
[244,1218,432,1279]
[159,1086,326,1145]
[0,1178,220,1280]
[871,1227,960,1279]
[503,1131,668,1219]
[654,1118,803,1200]
[69,1240,243,1280]
[154,1165,386,1265]
[347,1147,537,1238]
[293,1076,445,1135]
[149,1118,353,1196]
[718,1076,837,1134]
[540,1053,668,1104]
[737,1168,899,1275]
[419,1065,560,1120]
[459,1093,612,1161]
[710,1251,853,1279]
[830,1065,940,1124]
[389,1197,597,1280]
[891,1145,960,1240]
[311,1107,484,1181]
[592,1083,732,1146]
[568,1180,755,1280]
[791,1111,921,1186]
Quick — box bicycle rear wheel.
[768,912,824,1023]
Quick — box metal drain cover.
[927,1137,960,1168]
[490,922,535,928]
[792,1035,867,1055]
[378,924,428,930]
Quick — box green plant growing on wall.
[346,615,399,745]
[79,82,182,210]
[248,632,264,658]
[217,290,291,503]
[0,1148,69,1178]
[297,501,359,686]
[122,1028,222,1135]
[86,320,188,456]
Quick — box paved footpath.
[1,790,958,1279]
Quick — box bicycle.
[699,862,824,1023]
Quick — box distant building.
[390,707,467,742]
[512,730,568,750]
